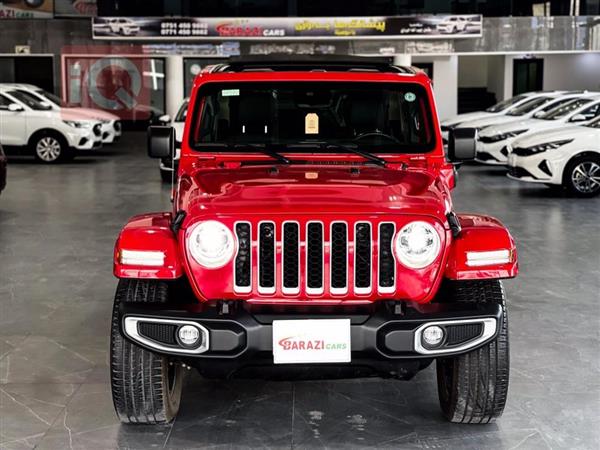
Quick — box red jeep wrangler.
[111,58,517,425]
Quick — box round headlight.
[395,221,441,269]
[188,220,235,268]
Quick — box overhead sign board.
[92,15,483,40]
[0,0,53,19]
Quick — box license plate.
[508,154,517,167]
[272,319,351,364]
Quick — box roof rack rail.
[206,55,418,75]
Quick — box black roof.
[207,55,418,74]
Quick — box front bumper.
[507,152,563,185]
[476,140,509,165]
[100,121,121,144]
[119,301,502,376]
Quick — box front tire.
[110,279,183,424]
[32,133,71,164]
[563,154,600,197]
[436,280,509,424]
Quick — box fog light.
[422,325,444,347]
[177,325,201,348]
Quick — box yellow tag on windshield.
[305,113,319,134]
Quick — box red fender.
[445,214,518,280]
[113,213,183,279]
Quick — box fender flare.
[445,214,518,280]
[114,212,183,279]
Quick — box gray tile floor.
[0,133,598,449]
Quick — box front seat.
[237,93,274,139]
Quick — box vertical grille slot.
[282,222,300,294]
[354,222,372,294]
[234,222,252,293]
[330,222,348,294]
[306,222,324,294]
[258,222,275,294]
[378,223,396,293]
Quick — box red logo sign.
[62,46,152,120]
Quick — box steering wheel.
[354,131,402,144]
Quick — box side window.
[578,103,600,120]
[0,94,13,111]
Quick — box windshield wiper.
[208,142,294,165]
[323,143,388,167]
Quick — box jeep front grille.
[234,219,399,296]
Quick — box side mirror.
[147,126,174,159]
[158,114,171,125]
[447,128,477,162]
[8,103,24,112]
[569,114,587,123]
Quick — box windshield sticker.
[305,113,319,134]
[404,92,416,102]
[221,89,240,97]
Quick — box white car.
[436,16,475,33]
[440,91,562,141]
[476,95,600,165]
[106,18,140,36]
[452,92,582,133]
[158,98,187,182]
[2,83,122,144]
[0,86,103,163]
[507,116,600,197]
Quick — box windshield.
[7,90,52,111]
[34,89,64,107]
[586,117,600,129]
[506,96,552,116]
[190,82,435,153]
[175,100,188,122]
[532,97,579,117]
[486,95,527,113]
[539,98,593,120]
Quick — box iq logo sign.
[61,46,152,120]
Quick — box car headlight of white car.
[395,221,441,269]
[484,129,528,143]
[187,221,236,268]
[63,120,93,129]
[516,139,573,156]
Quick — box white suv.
[0,86,103,163]
[507,117,600,197]
[3,84,122,144]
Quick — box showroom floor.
[0,132,598,450]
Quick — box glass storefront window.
[62,55,166,123]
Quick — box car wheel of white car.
[33,135,69,164]
[563,154,600,197]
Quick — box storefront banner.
[54,0,96,17]
[92,15,483,40]
[0,0,54,18]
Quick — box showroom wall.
[500,53,600,95]
[542,53,600,91]
[413,55,458,120]
[458,56,489,88]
